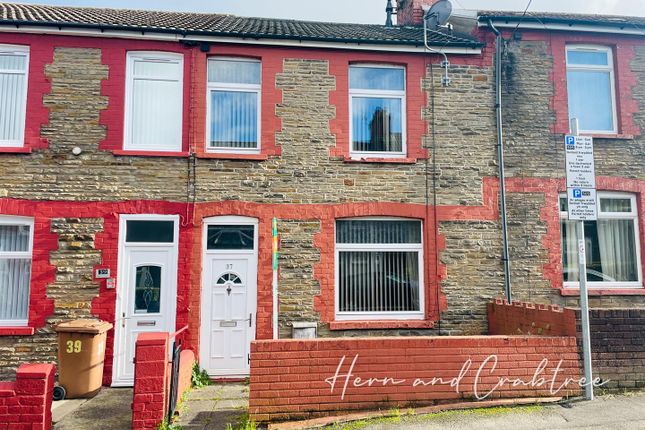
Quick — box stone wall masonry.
[438,220,504,335]
[276,219,322,338]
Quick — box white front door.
[200,217,258,377]
[112,215,179,387]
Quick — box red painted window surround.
[541,32,641,137]
[100,40,193,155]
[506,176,645,296]
[0,34,52,153]
[0,200,56,335]
[190,45,282,160]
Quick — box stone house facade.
[0,0,643,384]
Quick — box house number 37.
[66,340,82,353]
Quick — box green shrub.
[191,362,211,388]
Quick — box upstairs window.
[0,216,33,326]
[124,52,183,152]
[349,65,406,158]
[0,45,29,148]
[566,45,617,134]
[560,193,642,288]
[335,218,423,320]
[207,58,261,153]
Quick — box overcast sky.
[10,0,645,22]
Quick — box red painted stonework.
[0,34,52,152]
[545,33,641,137]
[506,176,645,296]
[249,336,582,422]
[488,298,577,337]
[99,39,193,154]
[0,363,55,430]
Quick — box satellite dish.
[425,0,453,29]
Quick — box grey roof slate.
[0,2,482,48]
[480,10,645,32]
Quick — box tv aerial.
[423,0,453,86]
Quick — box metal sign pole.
[569,118,594,400]
[272,218,279,340]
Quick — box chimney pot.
[396,0,440,26]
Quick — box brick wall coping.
[492,298,565,312]
[136,332,169,346]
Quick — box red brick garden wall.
[488,299,577,337]
[249,336,582,422]
[0,363,55,430]
[131,333,195,430]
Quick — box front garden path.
[175,383,249,430]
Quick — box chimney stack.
[396,0,439,26]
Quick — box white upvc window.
[335,218,424,320]
[566,45,617,134]
[124,52,184,152]
[207,57,261,153]
[560,192,642,289]
[0,45,29,148]
[349,64,406,158]
[0,216,34,326]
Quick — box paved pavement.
[352,392,645,430]
[53,388,132,430]
[175,384,249,430]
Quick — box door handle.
[249,313,252,327]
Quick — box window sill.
[329,320,434,330]
[112,150,189,157]
[578,133,634,140]
[343,157,417,164]
[198,152,268,161]
[560,287,645,296]
[0,147,31,154]
[0,327,35,336]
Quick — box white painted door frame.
[200,216,258,377]
[112,214,179,387]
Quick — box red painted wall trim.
[0,34,52,152]
[545,33,641,136]
[100,39,193,153]
[506,176,645,295]
[191,44,282,159]
[131,332,168,430]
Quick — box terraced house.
[0,0,643,388]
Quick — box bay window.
[207,58,261,153]
[560,193,642,288]
[335,218,423,320]
[0,45,29,148]
[566,45,617,134]
[0,216,33,326]
[124,52,183,152]
[349,65,406,158]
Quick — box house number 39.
[66,340,82,353]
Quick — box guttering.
[0,21,482,55]
[487,19,512,304]
[479,18,645,37]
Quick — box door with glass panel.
[200,216,257,377]
[112,215,179,387]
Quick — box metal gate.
[167,339,182,420]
